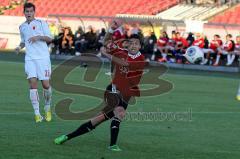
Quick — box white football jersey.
[19,19,52,60]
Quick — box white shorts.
[217,48,232,55]
[202,48,215,54]
[25,58,51,80]
[233,50,240,55]
[166,45,175,51]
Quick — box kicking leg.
[54,112,107,144]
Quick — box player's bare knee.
[42,81,50,89]
[91,113,106,127]
[114,107,126,120]
[30,84,37,89]
[42,84,50,89]
[118,110,126,119]
[29,78,38,89]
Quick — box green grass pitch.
[0,52,240,159]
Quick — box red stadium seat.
[211,4,240,25]
[2,0,179,17]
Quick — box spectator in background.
[193,33,210,65]
[164,31,177,62]
[186,32,195,46]
[96,28,106,51]
[53,27,64,54]
[48,22,59,53]
[75,26,85,37]
[173,32,189,64]
[85,25,97,49]
[60,27,74,54]
[143,31,157,61]
[202,34,222,65]
[157,31,169,62]
[175,32,189,49]
[192,33,205,48]
[203,35,209,49]
[137,28,144,47]
[166,31,177,52]
[130,23,140,35]
[121,24,130,38]
[74,31,87,56]
[233,35,240,55]
[214,34,235,66]
[199,35,210,65]
[49,22,59,38]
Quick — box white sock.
[162,53,167,59]
[215,55,220,64]
[204,58,208,63]
[30,89,40,115]
[151,54,155,60]
[227,54,231,64]
[230,54,235,64]
[43,87,52,112]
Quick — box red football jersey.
[111,50,145,98]
[223,40,234,51]
[210,39,222,51]
[235,42,240,50]
[175,37,188,48]
[193,38,204,48]
[157,37,168,47]
[167,38,176,47]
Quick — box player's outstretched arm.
[15,42,25,54]
[100,47,128,67]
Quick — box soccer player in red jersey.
[214,34,235,66]
[157,31,169,62]
[201,34,223,65]
[54,34,145,152]
[172,32,189,64]
[192,33,205,48]
[233,35,240,55]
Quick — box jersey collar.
[25,18,36,24]
[128,51,141,59]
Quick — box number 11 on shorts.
[45,70,50,77]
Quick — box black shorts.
[103,84,129,119]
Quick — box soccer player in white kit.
[15,3,53,123]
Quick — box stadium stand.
[156,4,228,21]
[210,4,240,24]
[0,0,12,6]
[0,0,21,15]
[1,0,179,17]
